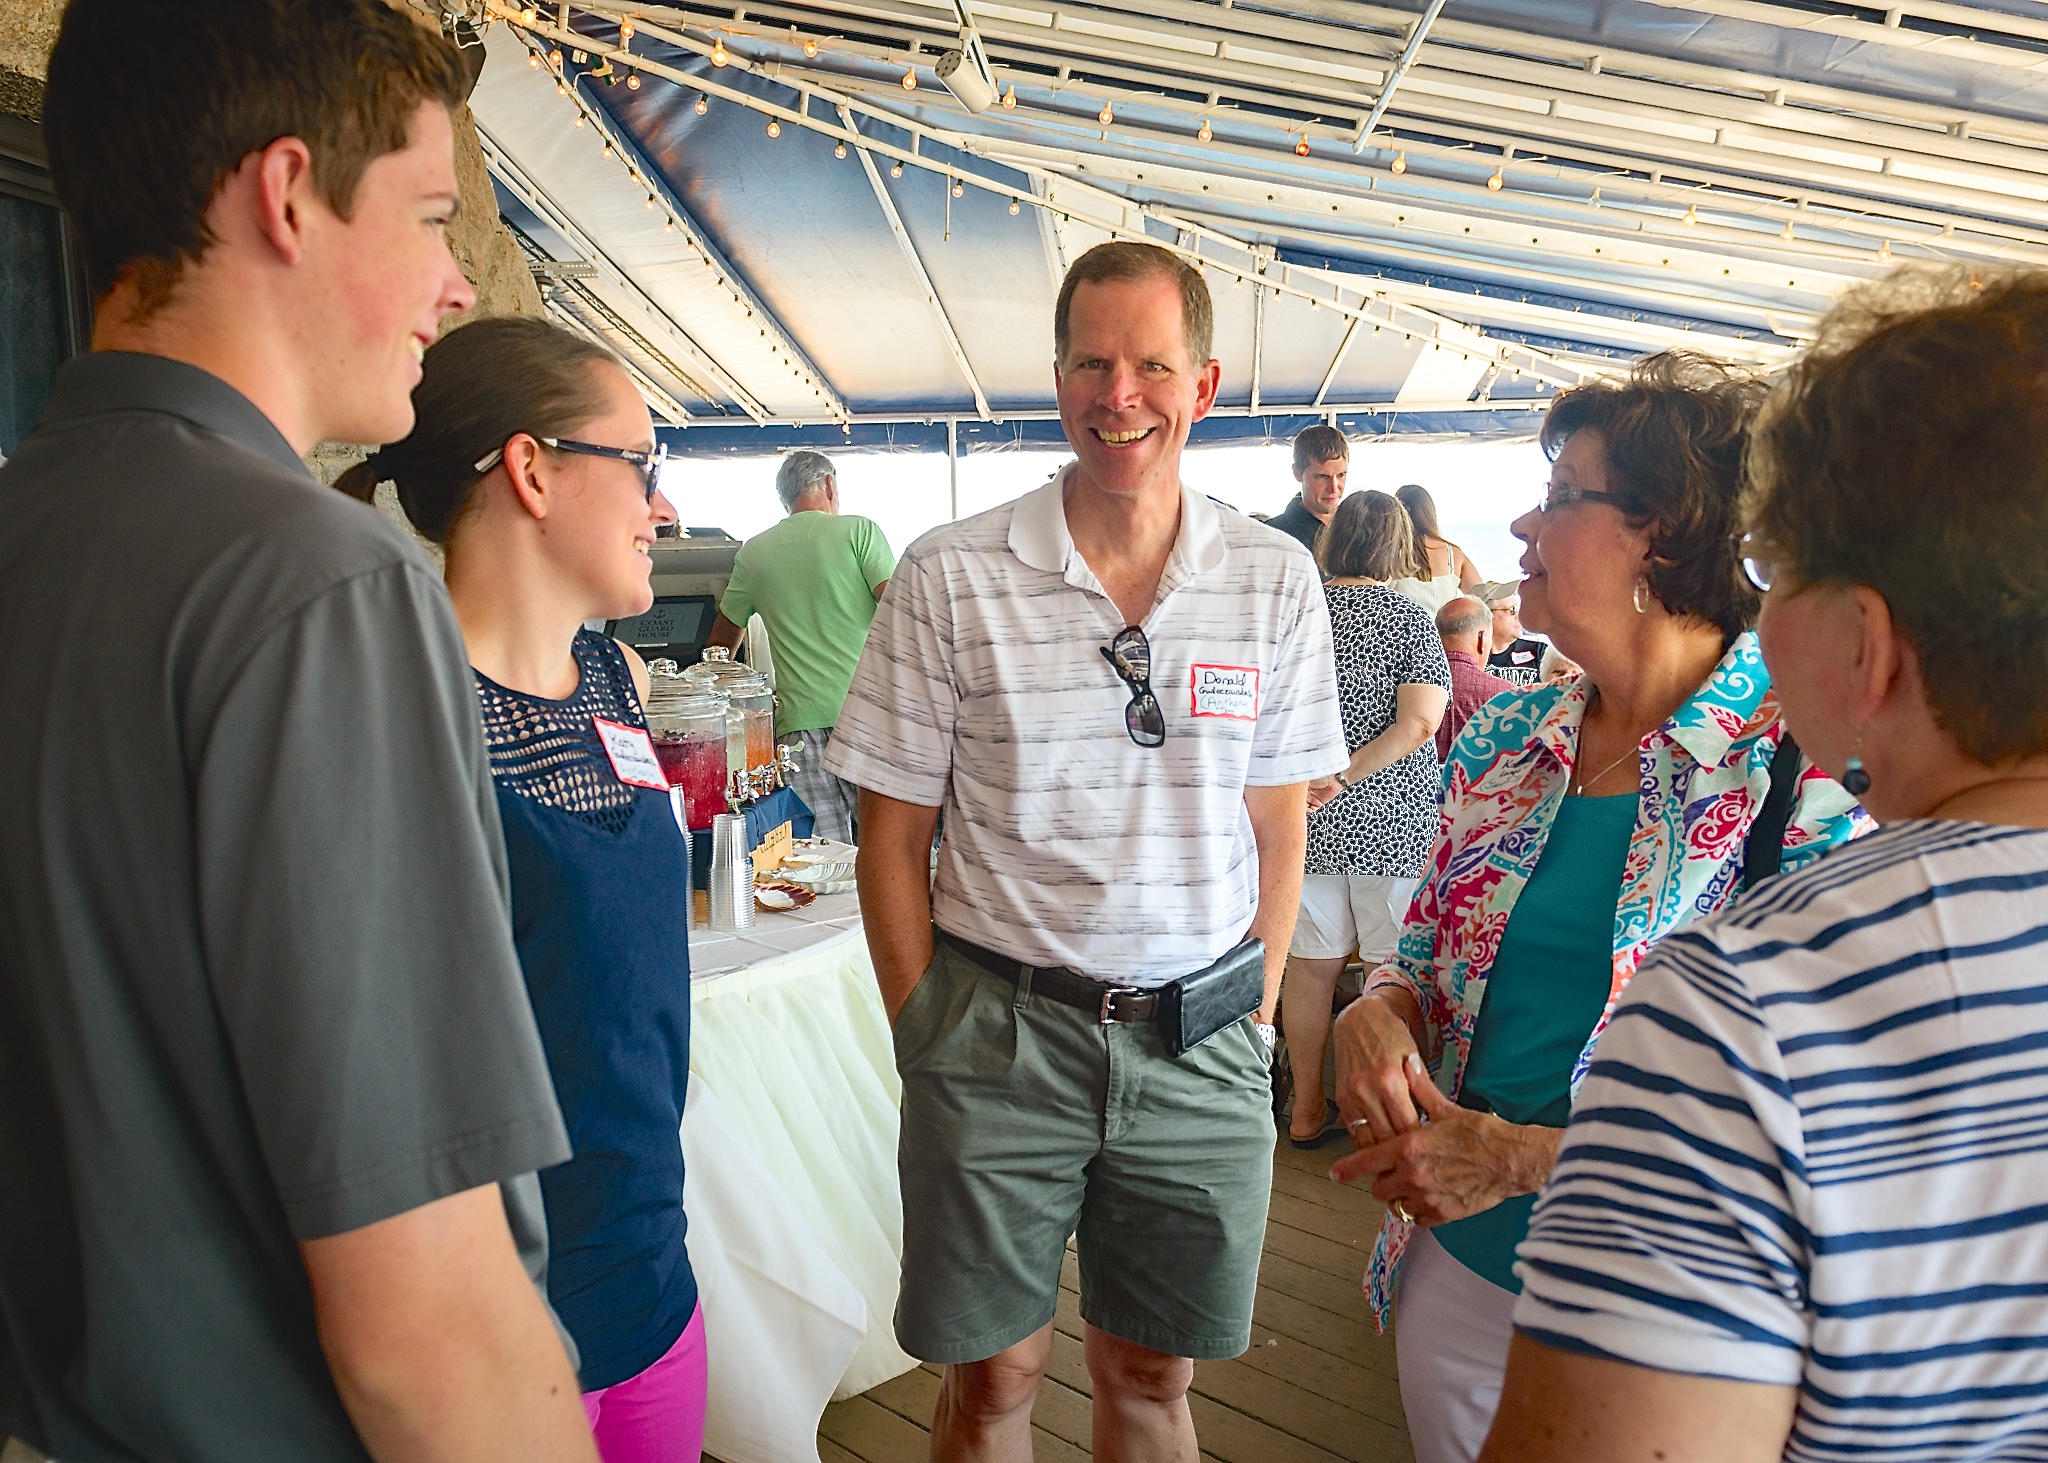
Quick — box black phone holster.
[1159,938,1266,1057]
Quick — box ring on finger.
[1392,1202,1414,1223]
[1346,1118,1371,1132]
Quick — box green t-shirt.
[719,511,895,735]
[1432,791,1637,1293]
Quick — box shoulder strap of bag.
[1742,731,1803,892]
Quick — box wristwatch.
[1332,771,1353,790]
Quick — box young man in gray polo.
[0,3,595,1459]
[828,242,1347,1460]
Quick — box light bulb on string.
[1780,218,1795,242]
[1001,86,1017,109]
[1682,202,1698,225]
[1197,119,1212,142]
[890,161,903,178]
[902,67,918,90]
[602,142,614,158]
[834,142,847,159]
[803,37,818,57]
[1295,135,1311,157]
[522,5,538,21]
[664,217,674,233]
[645,194,657,210]
[573,112,585,127]
[952,180,964,197]
[1486,166,1504,191]
[766,119,781,137]
[556,80,569,96]
[695,94,709,114]
[527,50,540,68]
[711,36,728,66]
[627,72,640,89]
[1878,238,1892,261]
[1390,151,1407,174]
[620,19,634,39]
[1098,103,1113,126]
[550,48,563,68]
[1008,199,1020,215]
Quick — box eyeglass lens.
[1101,628,1165,748]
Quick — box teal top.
[1432,792,1638,1293]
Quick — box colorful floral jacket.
[1361,632,1870,1324]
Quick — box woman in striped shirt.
[1484,268,2048,1462]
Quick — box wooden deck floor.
[814,1137,1412,1463]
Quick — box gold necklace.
[1571,744,1639,796]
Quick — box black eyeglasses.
[1536,482,1626,516]
[1099,626,1166,749]
[473,436,669,501]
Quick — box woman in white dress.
[1389,483,1482,614]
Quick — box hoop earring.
[1633,577,1651,615]
[1842,732,1871,798]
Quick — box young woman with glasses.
[338,317,703,1463]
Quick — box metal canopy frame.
[474,0,2048,444]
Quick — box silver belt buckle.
[1100,987,1138,1023]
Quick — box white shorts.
[1394,1230,1517,1463]
[1289,874,1419,962]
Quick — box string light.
[834,141,847,159]
[620,19,634,40]
[1878,238,1892,261]
[952,179,964,197]
[711,36,728,66]
[763,119,778,137]
[1001,86,1017,109]
[602,142,613,157]
[527,50,540,68]
[1099,103,1114,126]
[695,94,709,114]
[803,37,818,57]
[664,217,674,232]
[890,161,904,178]
[1486,166,1504,191]
[645,194,657,210]
[1295,135,1311,157]
[1682,202,1698,225]
[550,48,563,67]
[1781,218,1796,242]
[573,113,585,128]
[1590,187,1602,207]
[556,80,569,97]
[627,72,640,90]
[1197,119,1212,142]
[902,67,918,90]
[1390,151,1407,174]
[1009,199,1020,215]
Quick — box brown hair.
[1748,266,2048,763]
[1395,483,1444,577]
[1054,242,1214,369]
[1319,490,1418,581]
[44,0,467,308]
[1292,424,1349,475]
[1540,351,1768,643]
[336,317,619,544]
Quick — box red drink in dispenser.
[675,735,729,830]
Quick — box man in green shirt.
[708,450,893,840]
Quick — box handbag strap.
[1742,731,1803,893]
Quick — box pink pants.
[581,1304,707,1463]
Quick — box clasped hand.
[1328,995,1536,1226]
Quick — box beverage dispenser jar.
[642,664,731,830]
[725,672,777,786]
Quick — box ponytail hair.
[335,316,619,544]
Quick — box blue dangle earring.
[1842,733,1871,798]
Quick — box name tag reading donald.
[1190,664,1260,721]
[592,717,670,790]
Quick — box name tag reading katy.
[592,717,670,790]
[1190,664,1260,721]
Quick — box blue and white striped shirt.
[1514,819,2048,1461]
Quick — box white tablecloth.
[683,893,917,1463]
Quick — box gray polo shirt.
[0,354,572,1461]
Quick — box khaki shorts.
[891,937,1276,1364]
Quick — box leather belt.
[937,930,1160,1024]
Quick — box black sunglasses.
[1099,626,1166,749]
[473,436,668,501]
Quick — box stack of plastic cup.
[707,812,755,932]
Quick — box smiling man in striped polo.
[827,241,1347,1462]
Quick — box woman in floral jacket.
[1328,354,1869,1463]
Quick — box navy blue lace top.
[475,629,696,1391]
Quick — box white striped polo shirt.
[824,470,1348,985]
[1513,819,2048,1460]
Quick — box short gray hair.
[775,450,835,511]
[1435,597,1489,640]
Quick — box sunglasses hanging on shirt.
[1100,625,1166,749]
